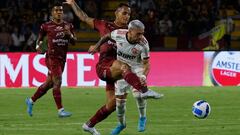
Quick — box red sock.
[86,105,114,127]
[53,86,63,109]
[122,70,148,93]
[31,83,52,102]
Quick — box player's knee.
[120,63,130,73]
[110,61,124,79]
[106,98,116,111]
[132,89,142,99]
[53,76,62,86]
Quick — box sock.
[86,105,113,127]
[29,98,33,104]
[135,97,147,118]
[31,83,52,102]
[122,70,148,93]
[58,108,64,113]
[116,98,127,126]
[53,85,63,109]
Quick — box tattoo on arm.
[71,1,94,28]
[94,33,111,50]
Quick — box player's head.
[115,3,131,26]
[51,2,64,21]
[127,20,145,43]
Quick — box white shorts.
[115,67,144,96]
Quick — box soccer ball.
[192,100,211,119]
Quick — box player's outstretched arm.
[88,33,111,54]
[64,0,94,28]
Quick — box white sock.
[29,98,34,104]
[58,108,64,113]
[136,97,147,118]
[116,98,127,126]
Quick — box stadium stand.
[0,0,240,52]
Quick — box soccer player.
[65,1,160,134]
[89,20,163,135]
[25,2,76,118]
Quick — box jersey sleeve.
[110,29,118,41]
[70,23,74,34]
[37,23,47,43]
[110,29,127,41]
[94,19,106,32]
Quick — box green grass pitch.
[0,87,239,135]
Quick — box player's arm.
[139,58,150,86]
[140,38,150,77]
[65,0,94,28]
[64,24,77,45]
[142,58,150,76]
[88,33,112,54]
[36,24,47,54]
[65,31,77,45]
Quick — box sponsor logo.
[117,30,127,35]
[52,39,68,46]
[210,51,240,86]
[54,26,63,31]
[56,32,65,38]
[117,51,136,60]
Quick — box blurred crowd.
[0,0,239,52]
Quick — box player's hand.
[88,45,98,55]
[63,0,75,5]
[36,41,44,54]
[140,75,147,86]
[63,25,73,38]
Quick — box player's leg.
[132,69,147,132]
[132,89,147,132]
[51,59,71,117]
[111,80,130,135]
[82,81,115,135]
[25,57,53,116]
[111,95,127,135]
[25,75,53,116]
[110,60,162,99]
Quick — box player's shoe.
[25,97,33,117]
[82,123,101,135]
[110,123,126,135]
[58,110,72,118]
[141,89,164,99]
[138,117,147,132]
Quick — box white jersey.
[111,29,150,96]
[110,29,150,68]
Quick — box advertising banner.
[0,52,105,87]
[203,51,240,86]
[0,52,239,87]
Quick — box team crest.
[131,48,139,55]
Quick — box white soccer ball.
[192,100,211,119]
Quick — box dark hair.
[117,3,130,9]
[51,1,63,10]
